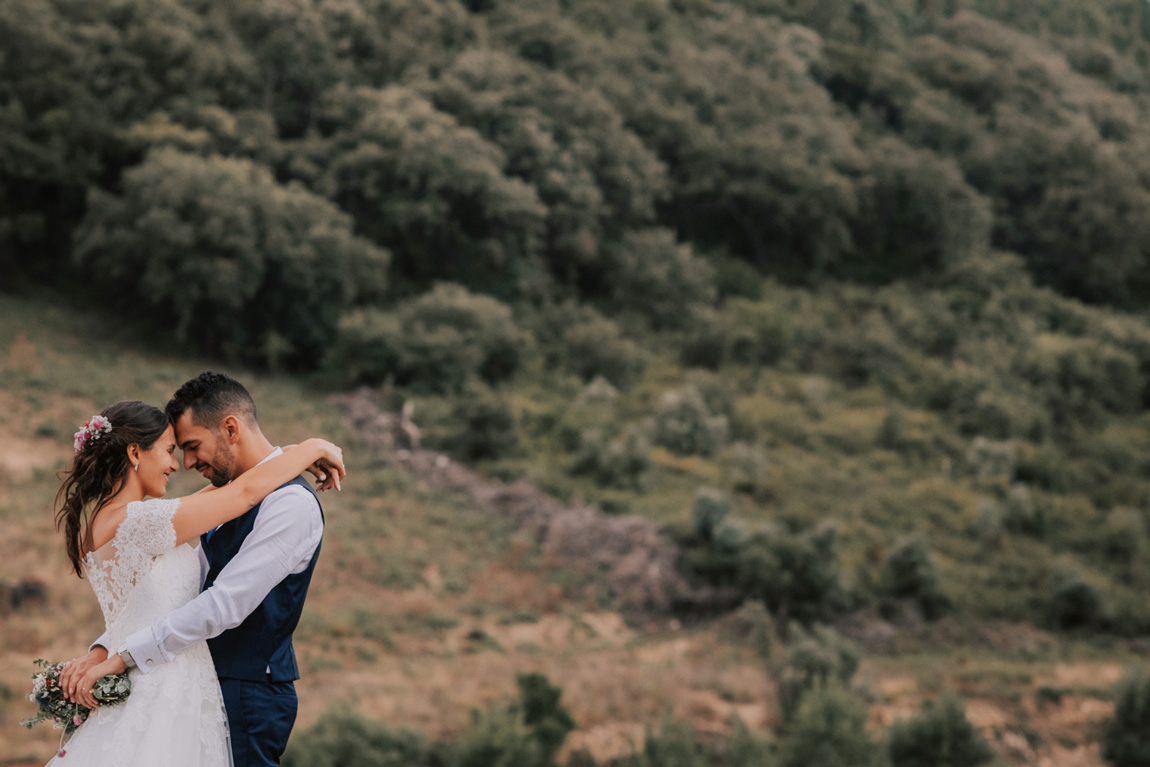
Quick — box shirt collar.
[255,447,284,468]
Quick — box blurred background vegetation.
[7,0,1150,764]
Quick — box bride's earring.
[133,462,139,472]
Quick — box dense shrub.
[679,310,733,370]
[777,627,860,723]
[654,385,729,457]
[574,376,621,409]
[726,600,775,661]
[626,716,707,767]
[727,442,771,497]
[450,704,543,767]
[516,672,576,765]
[888,695,994,767]
[850,138,991,283]
[569,425,652,492]
[974,498,1004,549]
[777,682,885,767]
[725,298,793,366]
[606,228,717,330]
[1102,507,1147,565]
[679,488,747,586]
[737,523,847,626]
[692,487,733,542]
[712,256,765,301]
[330,283,529,392]
[1002,483,1045,537]
[1020,334,1142,430]
[450,672,575,767]
[74,149,390,368]
[1048,561,1105,629]
[725,717,777,767]
[1103,668,1150,767]
[539,306,644,387]
[614,713,774,767]
[879,536,949,620]
[283,706,432,767]
[440,383,521,461]
[961,438,1016,481]
[793,301,915,391]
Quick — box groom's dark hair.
[166,371,258,427]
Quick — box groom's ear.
[220,414,243,443]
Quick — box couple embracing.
[48,371,345,767]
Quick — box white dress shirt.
[98,449,324,673]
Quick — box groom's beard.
[198,446,239,487]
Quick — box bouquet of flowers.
[21,659,131,757]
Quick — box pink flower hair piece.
[73,415,113,454]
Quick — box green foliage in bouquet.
[21,659,131,734]
[22,659,131,757]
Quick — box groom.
[64,371,326,766]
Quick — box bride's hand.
[286,441,346,491]
[72,654,127,710]
[309,458,342,491]
[304,439,345,491]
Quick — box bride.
[43,399,344,766]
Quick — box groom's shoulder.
[262,478,323,515]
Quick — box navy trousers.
[218,677,298,767]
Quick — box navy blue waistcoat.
[201,475,322,683]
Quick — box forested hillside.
[7,1,1150,764]
[10,0,1150,321]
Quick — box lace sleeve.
[119,498,181,557]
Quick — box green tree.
[318,85,547,295]
[430,48,668,285]
[74,148,389,367]
[605,228,716,330]
[330,283,529,392]
[850,139,990,282]
[737,522,846,625]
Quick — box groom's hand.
[60,645,108,702]
[72,653,127,709]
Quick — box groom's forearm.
[125,487,321,673]
[125,555,290,671]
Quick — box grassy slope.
[0,293,760,762]
[0,291,1141,767]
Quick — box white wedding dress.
[49,499,231,767]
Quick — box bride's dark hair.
[56,400,171,577]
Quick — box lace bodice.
[83,498,199,648]
[57,497,231,767]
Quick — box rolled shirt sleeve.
[124,477,323,673]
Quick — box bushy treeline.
[283,666,998,767]
[8,0,1150,364]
